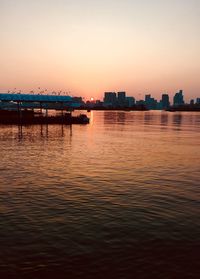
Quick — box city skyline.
[2,89,200,111]
[1,0,200,100]
[100,89,200,110]
[1,88,199,104]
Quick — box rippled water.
[0,111,199,278]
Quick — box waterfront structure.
[0,92,89,124]
[0,92,83,110]
[173,90,184,106]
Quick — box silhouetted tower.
[104,92,117,106]
[145,94,151,103]
[117,91,126,103]
[161,94,170,109]
[117,91,126,107]
[126,96,135,107]
[145,94,157,109]
[173,90,184,106]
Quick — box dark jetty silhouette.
[0,109,89,125]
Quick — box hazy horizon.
[1,0,200,101]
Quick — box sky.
[0,0,200,101]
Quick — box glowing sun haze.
[1,0,200,100]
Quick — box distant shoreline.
[78,107,200,112]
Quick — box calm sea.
[0,111,199,279]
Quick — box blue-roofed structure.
[0,93,83,110]
[0,93,72,103]
[0,93,89,124]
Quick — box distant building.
[196,98,200,104]
[72,97,83,103]
[94,100,103,108]
[190,99,194,105]
[104,92,117,107]
[173,90,184,106]
[136,100,145,105]
[117,91,126,106]
[145,94,157,109]
[126,97,135,107]
[157,101,163,110]
[161,94,170,109]
[145,94,151,103]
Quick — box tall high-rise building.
[145,94,151,103]
[196,98,200,104]
[145,94,157,109]
[161,94,170,109]
[173,90,184,106]
[117,91,126,105]
[104,92,117,106]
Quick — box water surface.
[0,111,199,278]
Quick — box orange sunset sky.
[0,0,200,101]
